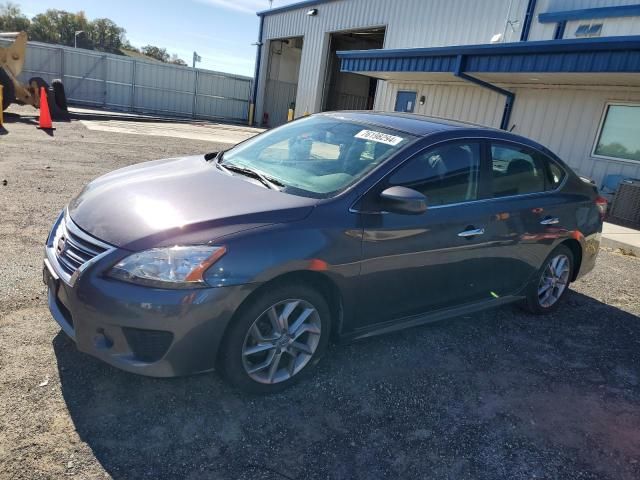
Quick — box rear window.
[546,160,565,190]
[490,142,565,197]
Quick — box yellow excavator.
[0,31,68,115]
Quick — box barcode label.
[354,129,404,146]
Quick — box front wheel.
[522,244,574,314]
[219,283,331,394]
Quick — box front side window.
[219,115,416,198]
[594,104,640,162]
[491,143,547,197]
[388,141,481,206]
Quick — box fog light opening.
[94,328,114,350]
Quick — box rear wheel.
[0,68,15,111]
[522,244,574,314]
[219,283,331,394]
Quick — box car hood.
[69,155,317,249]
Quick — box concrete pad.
[602,222,640,256]
[79,117,264,144]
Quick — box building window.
[575,23,602,37]
[594,104,640,162]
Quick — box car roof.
[317,110,553,156]
[319,110,497,136]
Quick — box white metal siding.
[378,81,640,185]
[257,0,530,121]
[376,81,505,127]
[563,16,640,38]
[528,0,640,40]
[544,0,640,11]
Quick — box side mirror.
[379,186,427,215]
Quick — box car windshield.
[218,115,416,198]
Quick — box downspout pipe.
[520,0,538,41]
[250,14,265,126]
[453,55,515,131]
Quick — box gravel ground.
[1,107,640,480]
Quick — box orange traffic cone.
[37,86,54,130]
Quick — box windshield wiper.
[219,163,283,191]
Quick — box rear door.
[482,140,569,295]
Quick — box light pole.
[192,51,202,69]
[74,30,84,48]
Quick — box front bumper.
[44,233,254,377]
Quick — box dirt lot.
[1,106,640,480]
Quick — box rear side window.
[490,143,547,197]
[546,160,565,190]
[389,141,481,206]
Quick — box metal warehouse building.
[251,0,640,191]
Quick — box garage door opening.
[262,36,303,127]
[322,27,385,112]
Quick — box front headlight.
[108,246,226,288]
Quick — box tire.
[0,68,15,111]
[28,76,50,92]
[28,77,50,107]
[219,283,331,394]
[52,79,68,111]
[521,244,574,315]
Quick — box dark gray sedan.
[44,112,606,393]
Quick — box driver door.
[353,140,500,329]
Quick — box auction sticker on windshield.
[354,130,404,146]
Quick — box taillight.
[595,196,608,220]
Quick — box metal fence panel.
[0,39,251,122]
[196,70,252,121]
[62,50,106,105]
[20,43,62,83]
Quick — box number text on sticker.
[355,130,404,146]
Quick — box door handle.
[458,227,485,238]
[540,217,560,225]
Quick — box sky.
[16,0,302,76]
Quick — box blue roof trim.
[337,36,640,74]
[539,4,640,24]
[257,0,334,17]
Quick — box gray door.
[355,140,494,326]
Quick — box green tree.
[169,53,187,66]
[28,9,124,52]
[29,9,89,46]
[3,3,179,62]
[0,2,30,32]
[121,39,139,52]
[88,17,124,52]
[141,45,169,63]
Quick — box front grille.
[122,327,174,363]
[54,217,110,278]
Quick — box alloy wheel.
[537,253,570,308]
[241,299,322,384]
